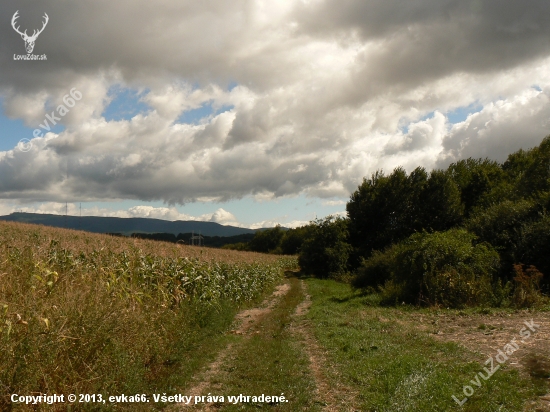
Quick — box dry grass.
[405,310,550,377]
[399,309,550,411]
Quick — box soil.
[404,310,550,411]
[290,280,360,412]
[170,283,292,411]
[230,283,291,335]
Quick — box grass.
[0,221,297,411]
[195,277,320,411]
[2,220,548,411]
[304,277,548,412]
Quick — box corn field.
[0,221,298,410]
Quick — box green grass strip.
[305,278,545,412]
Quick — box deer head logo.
[11,11,49,54]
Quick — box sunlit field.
[0,221,297,410]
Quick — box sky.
[1,0,550,229]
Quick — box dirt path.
[170,277,360,411]
[290,280,361,412]
[170,283,292,411]
[231,283,291,335]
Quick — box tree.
[517,135,550,197]
[465,199,540,276]
[280,226,313,255]
[420,170,464,232]
[248,226,285,253]
[446,158,504,215]
[347,167,419,259]
[347,166,463,261]
[299,216,351,278]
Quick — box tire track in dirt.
[170,282,291,411]
[290,280,361,412]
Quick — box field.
[0,221,296,411]
[1,221,549,411]
[303,279,550,411]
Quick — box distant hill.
[0,213,256,237]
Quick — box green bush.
[354,229,501,307]
[298,216,351,279]
[352,249,396,289]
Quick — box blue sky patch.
[176,101,234,125]
[227,81,239,91]
[102,86,151,122]
[0,100,64,152]
[398,104,483,135]
[0,115,33,151]
[446,102,483,124]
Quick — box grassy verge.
[200,277,320,411]
[305,277,547,412]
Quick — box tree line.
[108,232,255,248]
[239,136,550,308]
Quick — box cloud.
[384,112,446,155]
[1,0,550,208]
[248,218,310,230]
[322,200,346,206]
[0,201,265,228]
[297,0,550,89]
[438,88,550,165]
[206,208,239,225]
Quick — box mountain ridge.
[0,212,257,237]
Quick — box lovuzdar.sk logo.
[11,10,49,61]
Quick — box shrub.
[516,216,550,292]
[352,249,397,289]
[298,216,351,279]
[355,229,501,307]
[511,264,546,308]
